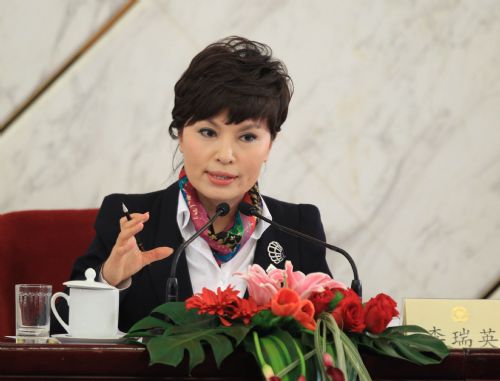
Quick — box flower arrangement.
[126,261,448,381]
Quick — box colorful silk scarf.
[178,168,262,265]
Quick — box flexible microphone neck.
[239,202,362,297]
[166,202,230,302]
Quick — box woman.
[64,36,331,333]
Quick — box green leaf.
[273,330,306,380]
[368,338,401,359]
[394,340,443,365]
[260,335,288,379]
[326,313,346,373]
[169,314,219,334]
[290,337,306,376]
[200,333,235,368]
[151,302,202,325]
[320,314,372,381]
[131,301,253,374]
[380,325,430,336]
[146,325,247,372]
[146,335,182,367]
[314,320,328,380]
[217,324,252,347]
[338,329,372,381]
[353,326,449,365]
[251,310,302,334]
[244,330,311,381]
[127,315,172,336]
[328,290,345,311]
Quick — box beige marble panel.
[1,0,499,305]
[0,0,127,125]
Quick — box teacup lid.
[63,268,116,290]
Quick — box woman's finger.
[116,222,144,246]
[119,212,149,229]
[142,247,174,266]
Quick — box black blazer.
[57,182,331,333]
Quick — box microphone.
[166,202,230,302]
[238,202,362,298]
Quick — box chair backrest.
[0,209,98,336]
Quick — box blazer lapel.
[145,183,194,304]
[253,232,272,269]
[253,227,287,270]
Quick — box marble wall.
[1,0,499,304]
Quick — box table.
[0,339,499,380]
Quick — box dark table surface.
[0,338,499,381]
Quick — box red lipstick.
[206,171,237,186]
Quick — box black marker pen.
[122,202,146,252]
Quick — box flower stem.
[292,338,306,376]
[253,331,266,367]
[322,320,327,354]
[314,319,329,380]
[277,348,316,378]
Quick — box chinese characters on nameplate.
[404,299,500,349]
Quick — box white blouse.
[177,191,271,296]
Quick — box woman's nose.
[215,139,235,164]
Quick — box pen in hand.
[122,202,146,252]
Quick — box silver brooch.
[267,241,285,264]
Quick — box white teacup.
[51,268,119,338]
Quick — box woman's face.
[179,110,272,212]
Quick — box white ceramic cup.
[51,269,119,338]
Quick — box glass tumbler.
[15,284,52,339]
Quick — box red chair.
[0,209,98,336]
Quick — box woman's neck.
[212,211,236,233]
[199,196,240,233]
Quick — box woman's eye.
[199,128,216,137]
[240,133,257,142]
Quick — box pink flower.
[284,261,346,299]
[237,262,347,306]
[323,352,334,367]
[236,264,282,305]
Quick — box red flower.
[364,293,399,334]
[185,286,240,326]
[270,288,318,330]
[271,288,301,316]
[230,297,265,325]
[332,289,365,333]
[293,299,316,331]
[321,353,345,381]
[309,288,336,315]
[326,366,346,381]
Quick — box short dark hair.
[169,36,293,140]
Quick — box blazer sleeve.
[297,204,332,277]
[69,194,122,281]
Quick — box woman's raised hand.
[102,212,173,287]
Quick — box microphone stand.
[239,203,362,297]
[166,203,229,302]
